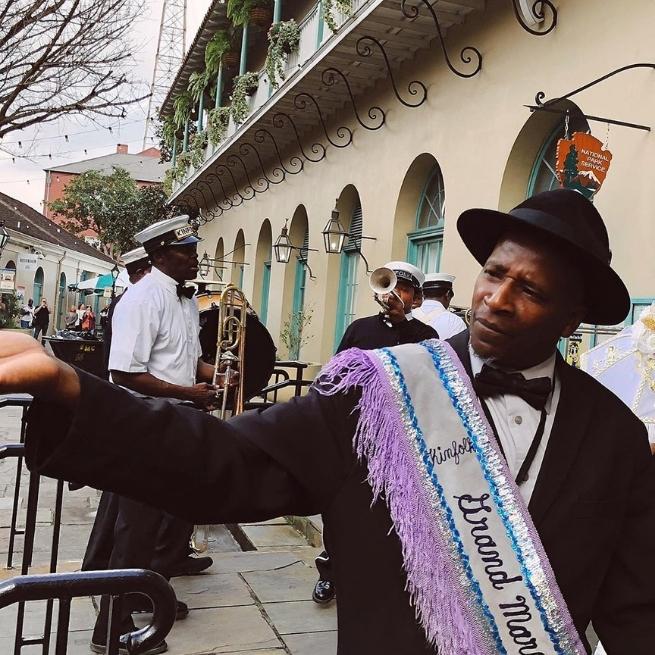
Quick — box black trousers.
[83,491,192,640]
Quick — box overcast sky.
[0,0,212,212]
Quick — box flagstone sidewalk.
[0,402,337,655]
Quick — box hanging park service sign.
[556,132,613,199]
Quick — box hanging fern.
[173,91,193,129]
[323,0,352,33]
[208,106,231,146]
[230,72,259,124]
[227,0,271,27]
[188,71,209,102]
[265,20,300,89]
[205,30,232,77]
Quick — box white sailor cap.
[121,247,148,266]
[423,273,456,290]
[384,261,425,289]
[135,215,202,253]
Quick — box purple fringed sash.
[315,341,585,655]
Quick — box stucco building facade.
[163,0,654,365]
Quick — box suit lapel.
[528,355,596,525]
[446,329,473,380]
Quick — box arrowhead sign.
[556,132,613,199]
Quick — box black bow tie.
[176,284,195,299]
[473,364,552,411]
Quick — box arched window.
[407,165,445,273]
[335,201,362,345]
[33,267,44,304]
[5,260,16,270]
[528,112,589,196]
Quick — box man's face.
[128,265,152,285]
[156,244,199,282]
[469,231,585,370]
[384,279,416,323]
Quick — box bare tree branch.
[0,0,148,140]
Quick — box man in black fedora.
[1,189,653,654]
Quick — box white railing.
[173,0,370,192]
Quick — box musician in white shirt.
[413,273,467,340]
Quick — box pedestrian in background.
[76,303,86,329]
[65,306,78,330]
[81,306,96,332]
[20,298,34,329]
[32,298,49,340]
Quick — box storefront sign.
[0,269,15,291]
[17,253,38,272]
[556,132,612,199]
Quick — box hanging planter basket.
[245,81,259,96]
[223,51,240,69]
[249,6,272,27]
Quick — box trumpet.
[370,267,403,327]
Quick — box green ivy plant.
[163,168,175,195]
[173,91,193,129]
[230,72,259,124]
[174,152,191,181]
[189,131,208,169]
[208,106,231,146]
[323,0,352,33]
[265,20,300,89]
[205,30,232,77]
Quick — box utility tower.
[143,0,187,148]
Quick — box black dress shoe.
[90,635,168,654]
[130,598,189,620]
[312,579,336,604]
[164,556,213,577]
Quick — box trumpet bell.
[369,267,398,295]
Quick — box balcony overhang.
[170,0,486,210]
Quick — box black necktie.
[473,364,551,411]
[176,284,195,299]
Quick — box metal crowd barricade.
[245,360,313,409]
[0,569,177,655]
[0,394,33,570]
[0,393,68,654]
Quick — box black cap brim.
[457,208,630,326]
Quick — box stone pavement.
[0,403,337,655]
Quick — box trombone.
[212,283,248,418]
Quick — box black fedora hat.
[457,189,630,326]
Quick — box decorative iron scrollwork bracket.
[400,0,482,78]
[322,68,385,130]
[511,1,557,36]
[356,36,427,108]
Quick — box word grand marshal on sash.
[316,339,586,655]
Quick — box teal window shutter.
[334,202,362,347]
[260,261,271,326]
[289,231,309,359]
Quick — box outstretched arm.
[0,333,354,524]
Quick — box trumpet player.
[313,261,438,605]
[91,215,216,654]
[335,261,438,353]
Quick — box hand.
[0,333,80,406]
[184,382,219,411]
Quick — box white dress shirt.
[469,346,561,504]
[414,299,467,340]
[109,266,201,390]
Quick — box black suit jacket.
[26,333,655,655]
